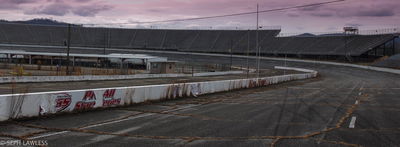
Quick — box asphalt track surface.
[1,47,400,147]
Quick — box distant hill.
[318,33,347,36]
[296,33,348,37]
[0,18,79,27]
[296,33,316,37]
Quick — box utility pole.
[108,28,111,53]
[103,28,107,55]
[256,4,260,78]
[66,24,71,75]
[230,39,233,70]
[247,30,250,78]
[345,33,348,61]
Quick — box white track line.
[80,126,142,146]
[28,113,153,140]
[28,131,69,140]
[349,116,357,128]
[28,104,200,140]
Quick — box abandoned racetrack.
[1,51,400,147]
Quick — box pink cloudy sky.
[0,0,399,33]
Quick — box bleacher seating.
[260,35,396,56]
[0,23,396,56]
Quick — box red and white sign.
[54,93,72,112]
[74,91,96,110]
[102,89,121,107]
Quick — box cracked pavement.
[1,49,400,147]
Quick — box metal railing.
[175,63,232,74]
[83,24,282,31]
[277,28,400,37]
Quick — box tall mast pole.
[256,4,260,78]
[66,24,71,75]
[247,30,250,78]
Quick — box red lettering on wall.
[83,91,96,101]
[103,89,116,99]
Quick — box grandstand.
[260,34,396,56]
[0,23,280,52]
[0,22,398,62]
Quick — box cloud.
[286,13,299,17]
[29,2,71,16]
[335,7,397,17]
[305,7,396,18]
[353,9,395,17]
[310,12,333,17]
[0,0,399,33]
[0,0,36,9]
[299,5,321,12]
[23,0,112,16]
[303,2,398,18]
[345,23,363,27]
[75,0,92,2]
[72,4,113,17]
[9,0,35,4]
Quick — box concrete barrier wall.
[193,71,244,76]
[0,67,317,121]
[274,66,317,73]
[0,71,244,84]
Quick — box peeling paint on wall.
[0,67,317,121]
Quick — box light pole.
[230,39,233,70]
[247,30,250,78]
[108,28,111,53]
[66,24,71,75]
[103,28,107,55]
[256,4,260,78]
